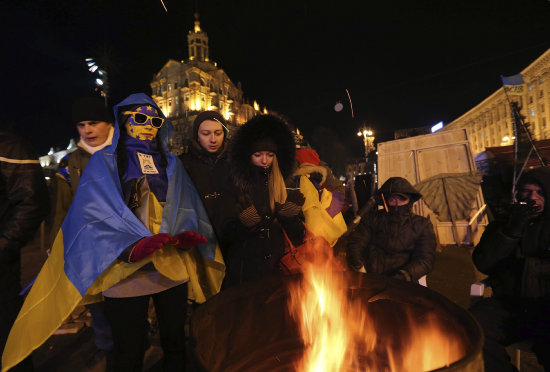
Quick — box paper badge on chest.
[137,152,159,174]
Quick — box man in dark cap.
[470,167,550,371]
[51,97,114,236]
[50,96,115,365]
[346,177,436,281]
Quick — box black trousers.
[104,283,188,372]
[469,296,550,372]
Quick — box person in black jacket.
[470,167,550,372]
[0,129,49,371]
[180,111,237,256]
[346,177,436,282]
[225,114,305,287]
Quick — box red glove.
[129,233,172,262]
[169,231,207,250]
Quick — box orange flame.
[286,238,465,371]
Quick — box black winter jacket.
[180,142,238,256]
[347,208,436,281]
[0,131,49,264]
[473,167,550,299]
[224,167,305,287]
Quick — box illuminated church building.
[151,15,267,154]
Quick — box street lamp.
[357,127,375,158]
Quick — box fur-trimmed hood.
[228,114,296,191]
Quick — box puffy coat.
[346,177,436,281]
[473,167,550,298]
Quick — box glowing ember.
[286,239,465,371]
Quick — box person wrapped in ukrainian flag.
[2,93,225,371]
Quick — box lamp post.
[357,128,375,159]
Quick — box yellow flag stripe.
[2,231,81,372]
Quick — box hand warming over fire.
[169,230,207,250]
[275,189,305,218]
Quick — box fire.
[286,238,465,372]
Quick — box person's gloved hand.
[505,199,541,238]
[237,195,261,228]
[275,189,305,218]
[169,231,207,250]
[129,233,173,262]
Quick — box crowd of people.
[2,92,547,372]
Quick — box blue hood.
[112,93,173,152]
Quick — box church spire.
[187,13,209,62]
[193,12,201,33]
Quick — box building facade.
[443,48,550,154]
[150,14,266,154]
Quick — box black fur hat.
[229,114,296,191]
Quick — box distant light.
[502,136,510,142]
[95,78,104,86]
[85,58,93,62]
[45,176,51,180]
[363,130,368,136]
[357,131,362,136]
[431,121,444,133]
[334,102,343,112]
[98,70,104,76]
[89,65,98,73]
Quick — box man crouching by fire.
[346,177,436,282]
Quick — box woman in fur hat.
[226,114,305,287]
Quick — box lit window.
[168,84,172,92]
[530,108,535,117]
[528,84,533,91]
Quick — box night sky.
[3,0,550,165]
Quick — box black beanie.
[250,138,278,155]
[71,97,113,124]
[192,111,228,139]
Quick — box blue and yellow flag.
[502,73,525,96]
[2,94,224,371]
[299,176,347,246]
